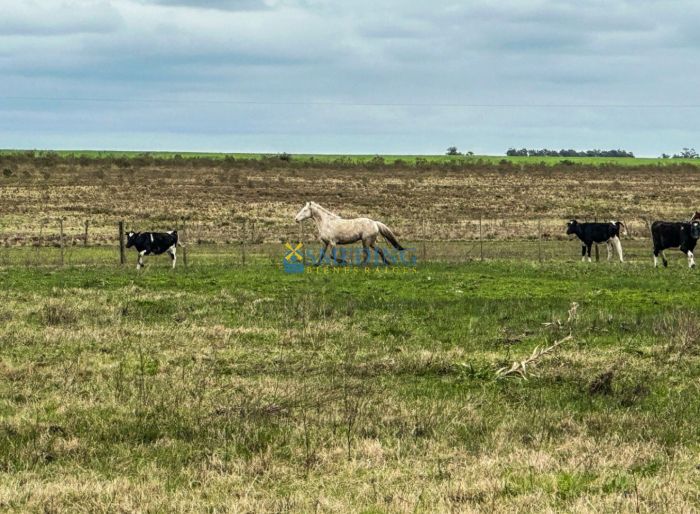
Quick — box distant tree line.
[661,148,698,159]
[506,148,635,158]
[446,146,474,156]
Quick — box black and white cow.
[651,220,700,268]
[125,231,179,269]
[566,220,627,262]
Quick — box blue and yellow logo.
[283,242,305,274]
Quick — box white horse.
[294,201,404,265]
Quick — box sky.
[1,0,699,156]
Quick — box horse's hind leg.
[371,243,391,265]
[361,239,373,264]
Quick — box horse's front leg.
[316,243,329,266]
[330,244,346,264]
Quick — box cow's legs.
[581,245,587,262]
[137,250,146,270]
[168,246,177,269]
[612,236,624,263]
[654,246,667,267]
[687,250,696,268]
[606,241,612,261]
[586,244,592,263]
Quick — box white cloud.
[0,0,699,154]
[0,1,123,35]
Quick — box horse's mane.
[310,202,341,219]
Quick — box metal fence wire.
[0,215,667,268]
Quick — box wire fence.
[0,214,664,268]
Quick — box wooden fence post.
[36,220,44,265]
[538,218,543,263]
[594,213,600,262]
[479,215,484,261]
[463,220,468,262]
[181,218,188,268]
[241,220,247,266]
[84,220,89,246]
[119,221,126,265]
[59,218,65,266]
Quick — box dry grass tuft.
[39,301,78,326]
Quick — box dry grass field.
[2,153,700,248]
[2,153,700,512]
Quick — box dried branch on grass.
[496,302,578,379]
[542,302,578,329]
[495,334,573,379]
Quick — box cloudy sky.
[1,0,699,155]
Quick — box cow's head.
[691,221,700,240]
[566,219,578,235]
[690,211,700,222]
[613,221,628,237]
[125,231,137,248]
[294,202,312,223]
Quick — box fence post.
[241,220,247,266]
[594,213,600,262]
[59,218,65,266]
[84,220,89,246]
[463,220,468,263]
[538,218,543,263]
[421,219,427,263]
[118,221,126,265]
[479,215,483,261]
[181,218,188,268]
[36,220,44,265]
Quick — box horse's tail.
[377,222,404,250]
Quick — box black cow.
[566,220,626,262]
[125,231,179,269]
[651,220,700,268]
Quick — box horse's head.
[295,202,312,223]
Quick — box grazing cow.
[651,220,700,268]
[566,220,627,262]
[125,231,179,269]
